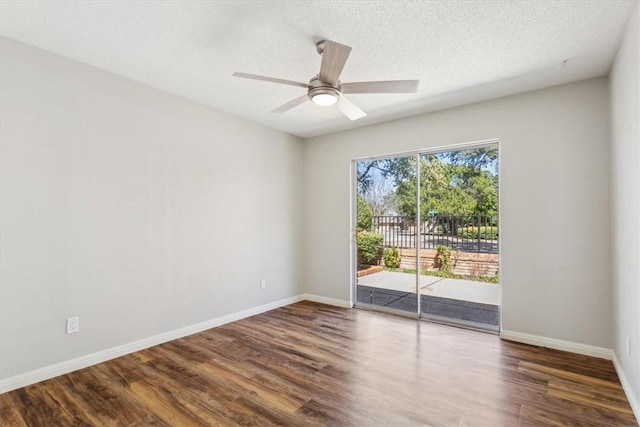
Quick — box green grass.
[386,267,499,284]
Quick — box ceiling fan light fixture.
[311,92,339,106]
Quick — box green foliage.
[464,170,498,216]
[392,152,498,218]
[436,245,451,272]
[356,195,373,231]
[472,274,499,284]
[458,226,498,240]
[357,232,384,264]
[356,147,498,228]
[444,147,498,169]
[382,247,401,269]
[429,269,457,279]
[386,267,499,283]
[423,269,499,283]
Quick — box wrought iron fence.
[372,214,498,253]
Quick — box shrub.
[436,245,451,273]
[357,195,373,231]
[458,226,498,240]
[383,247,401,269]
[357,232,384,264]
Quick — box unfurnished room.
[0,1,639,426]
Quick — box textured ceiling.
[0,1,636,138]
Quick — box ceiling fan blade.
[342,80,420,94]
[319,40,352,85]
[232,72,308,89]
[336,96,366,121]
[271,95,309,113]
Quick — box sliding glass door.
[353,143,500,330]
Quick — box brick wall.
[396,248,498,277]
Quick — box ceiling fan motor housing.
[307,76,342,104]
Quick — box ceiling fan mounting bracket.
[315,40,326,55]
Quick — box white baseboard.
[500,329,613,360]
[0,295,305,394]
[612,352,640,422]
[301,293,353,308]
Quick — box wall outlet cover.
[66,317,79,334]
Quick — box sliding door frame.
[351,138,501,325]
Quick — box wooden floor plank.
[57,366,161,425]
[0,301,637,426]
[9,383,78,426]
[0,393,27,427]
[126,377,213,427]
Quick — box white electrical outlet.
[627,335,631,356]
[66,317,79,334]
[260,279,266,290]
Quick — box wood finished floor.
[0,301,637,426]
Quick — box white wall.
[0,38,304,381]
[610,2,640,413]
[304,78,611,349]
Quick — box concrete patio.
[358,270,499,305]
[357,270,500,327]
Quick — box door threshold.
[420,312,500,334]
[354,303,418,319]
[355,303,499,334]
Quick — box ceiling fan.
[233,40,419,121]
